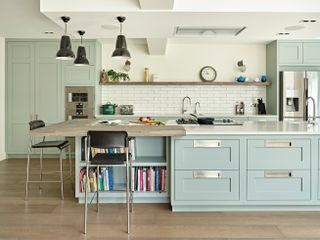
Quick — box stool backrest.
[87,131,128,148]
[29,120,45,130]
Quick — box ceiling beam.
[139,0,174,9]
[146,38,168,55]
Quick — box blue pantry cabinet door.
[175,170,239,201]
[6,42,35,154]
[303,42,320,65]
[278,42,303,65]
[247,139,310,170]
[175,139,239,170]
[247,170,310,201]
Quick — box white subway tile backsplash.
[101,85,266,115]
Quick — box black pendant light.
[112,16,131,59]
[56,16,75,60]
[74,31,89,66]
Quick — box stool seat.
[32,140,70,149]
[90,153,126,165]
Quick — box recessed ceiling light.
[301,19,317,23]
[44,31,54,34]
[285,25,305,31]
[277,32,290,35]
[101,24,118,30]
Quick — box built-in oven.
[65,86,95,153]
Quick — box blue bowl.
[236,76,246,82]
[261,75,267,82]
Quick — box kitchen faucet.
[194,102,201,115]
[306,96,316,123]
[182,96,191,114]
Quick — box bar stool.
[84,131,133,234]
[25,120,72,200]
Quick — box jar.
[144,68,149,82]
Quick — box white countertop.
[181,121,320,135]
[95,113,278,119]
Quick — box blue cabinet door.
[303,42,320,65]
[278,42,303,65]
[248,170,310,201]
[175,170,239,201]
[248,139,310,170]
[175,139,239,170]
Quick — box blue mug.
[261,75,267,82]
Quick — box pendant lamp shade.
[56,16,75,60]
[74,31,89,66]
[112,16,131,59]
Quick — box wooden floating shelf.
[101,81,271,86]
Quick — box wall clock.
[199,66,217,82]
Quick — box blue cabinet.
[278,41,320,65]
[175,139,239,170]
[278,42,303,65]
[247,139,310,170]
[175,170,239,201]
[303,42,320,65]
[247,170,310,201]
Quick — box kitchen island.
[31,119,320,211]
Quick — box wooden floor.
[1,159,320,240]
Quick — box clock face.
[200,66,217,82]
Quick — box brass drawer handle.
[265,140,292,147]
[193,171,221,179]
[264,171,292,178]
[193,140,221,148]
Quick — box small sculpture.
[100,69,109,84]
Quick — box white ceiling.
[0,0,320,46]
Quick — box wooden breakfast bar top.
[30,119,187,137]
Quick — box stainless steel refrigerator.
[279,71,320,121]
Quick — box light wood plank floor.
[1,159,320,240]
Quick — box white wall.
[0,37,5,160]
[100,42,267,115]
[101,42,266,82]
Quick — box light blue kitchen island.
[31,119,320,211]
[171,122,320,211]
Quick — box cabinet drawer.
[248,139,310,169]
[175,170,239,201]
[175,139,239,170]
[248,170,310,201]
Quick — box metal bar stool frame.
[25,120,72,200]
[83,131,133,234]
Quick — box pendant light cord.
[65,22,67,35]
[120,22,123,35]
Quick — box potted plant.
[107,69,130,82]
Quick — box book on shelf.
[132,167,167,193]
[80,167,114,192]
[80,142,135,162]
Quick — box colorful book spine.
[155,168,159,192]
[108,167,113,190]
